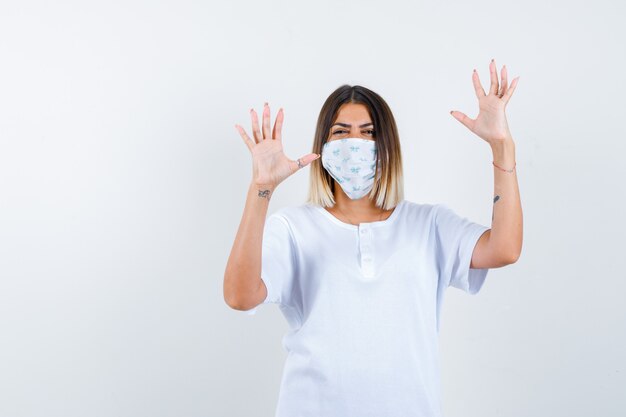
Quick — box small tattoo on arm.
[492,195,500,221]
[258,189,271,199]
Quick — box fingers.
[502,76,520,104]
[251,103,278,141]
[262,102,271,140]
[472,69,486,98]
[500,65,509,98]
[272,108,284,141]
[243,103,282,147]
[235,124,254,151]
[450,110,475,132]
[251,108,262,142]
[489,59,500,96]
[292,153,320,171]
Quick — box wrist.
[491,137,516,168]
[250,181,277,192]
[248,182,276,203]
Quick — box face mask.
[321,137,379,200]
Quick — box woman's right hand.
[235,102,320,188]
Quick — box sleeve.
[241,213,298,315]
[434,203,490,295]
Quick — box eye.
[332,129,348,135]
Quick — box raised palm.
[235,103,319,187]
[450,59,520,145]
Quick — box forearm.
[223,181,276,307]
[489,138,523,262]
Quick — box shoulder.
[399,199,439,221]
[269,203,315,223]
[265,204,318,237]
[431,203,475,225]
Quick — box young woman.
[224,59,522,417]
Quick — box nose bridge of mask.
[323,137,377,156]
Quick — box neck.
[330,186,390,223]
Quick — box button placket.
[358,224,375,279]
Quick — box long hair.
[306,84,404,210]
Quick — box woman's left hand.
[450,59,520,146]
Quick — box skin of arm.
[471,137,523,269]
[223,181,275,310]
[225,102,318,311]
[450,59,523,269]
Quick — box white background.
[1,0,624,416]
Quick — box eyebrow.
[332,122,374,128]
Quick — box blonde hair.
[306,85,404,210]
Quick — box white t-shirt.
[241,199,490,417]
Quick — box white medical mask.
[321,137,379,200]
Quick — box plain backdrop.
[1,0,625,416]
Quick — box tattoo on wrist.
[258,189,271,199]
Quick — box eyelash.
[333,129,375,135]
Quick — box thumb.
[450,110,475,131]
[289,153,319,173]
[297,153,320,168]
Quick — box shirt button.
[360,229,367,234]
